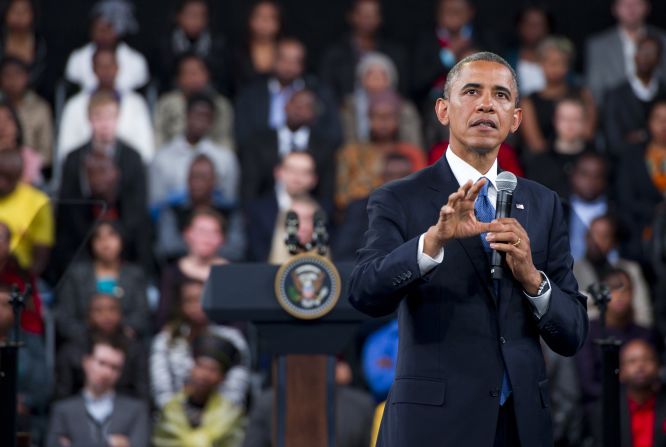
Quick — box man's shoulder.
[587,27,620,49]
[52,394,84,413]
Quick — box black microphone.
[312,210,329,255]
[491,171,518,280]
[285,210,300,255]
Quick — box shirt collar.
[629,74,660,102]
[628,394,656,413]
[445,145,498,191]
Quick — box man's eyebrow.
[460,83,513,96]
[460,83,482,91]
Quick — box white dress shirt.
[417,147,551,317]
[277,126,311,158]
[83,390,115,424]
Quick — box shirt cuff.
[523,271,552,319]
[417,233,444,275]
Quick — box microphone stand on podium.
[203,211,367,447]
[588,283,621,447]
[0,284,30,447]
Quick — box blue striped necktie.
[474,178,512,406]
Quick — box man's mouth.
[470,119,497,129]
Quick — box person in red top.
[600,339,666,447]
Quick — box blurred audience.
[233,0,282,91]
[154,52,234,150]
[585,0,666,104]
[0,100,43,185]
[153,332,246,447]
[336,91,426,211]
[151,278,250,409]
[58,47,154,164]
[159,0,233,96]
[0,57,53,170]
[320,0,407,102]
[574,215,652,328]
[55,220,150,341]
[340,52,422,148]
[55,292,148,401]
[234,37,341,149]
[155,154,245,264]
[151,92,239,206]
[0,149,52,276]
[240,88,337,203]
[520,36,596,154]
[64,0,148,92]
[361,319,398,403]
[46,334,150,447]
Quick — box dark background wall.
[29,0,666,95]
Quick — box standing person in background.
[160,0,233,96]
[234,0,282,92]
[64,0,148,92]
[585,0,666,104]
[319,0,408,102]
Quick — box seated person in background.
[333,152,413,261]
[0,149,53,276]
[242,358,374,447]
[575,268,656,418]
[566,152,610,261]
[362,319,398,403]
[520,36,597,154]
[154,52,234,149]
[245,151,324,262]
[58,47,154,164]
[151,279,250,410]
[0,284,50,445]
[336,91,426,211]
[319,0,408,102]
[64,0,148,92]
[55,221,150,342]
[56,90,149,270]
[157,209,229,327]
[151,92,239,206]
[574,215,653,328]
[617,99,666,263]
[234,37,341,148]
[159,0,233,96]
[240,88,338,203]
[0,221,43,334]
[0,57,53,170]
[591,339,666,447]
[47,334,150,447]
[56,293,148,401]
[153,333,246,447]
[603,33,666,164]
[524,97,594,198]
[340,52,422,148]
[155,154,246,263]
[0,101,43,186]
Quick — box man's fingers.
[468,177,486,197]
[485,231,518,243]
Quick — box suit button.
[500,337,506,344]
[490,389,499,397]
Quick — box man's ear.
[510,107,523,134]
[435,98,450,126]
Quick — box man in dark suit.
[46,334,149,447]
[234,37,341,149]
[240,88,338,203]
[349,52,588,446]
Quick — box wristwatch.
[528,271,550,297]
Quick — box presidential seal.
[274,253,341,320]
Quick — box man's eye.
[465,89,477,95]
[497,92,508,99]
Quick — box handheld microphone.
[312,210,329,255]
[491,171,518,280]
[285,210,300,255]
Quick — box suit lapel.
[499,181,529,323]
[428,156,496,304]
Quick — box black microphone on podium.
[285,210,300,255]
[312,210,329,255]
[491,171,518,280]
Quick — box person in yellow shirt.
[0,149,53,275]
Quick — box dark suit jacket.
[54,140,151,275]
[348,156,588,446]
[332,196,369,262]
[244,192,279,262]
[234,75,342,148]
[318,34,408,102]
[46,394,149,447]
[239,129,337,203]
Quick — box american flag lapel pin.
[516,203,525,210]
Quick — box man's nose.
[476,91,495,112]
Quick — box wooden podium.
[203,261,367,447]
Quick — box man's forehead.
[452,60,516,91]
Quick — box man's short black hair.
[186,91,216,115]
[443,52,520,107]
[85,331,127,357]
